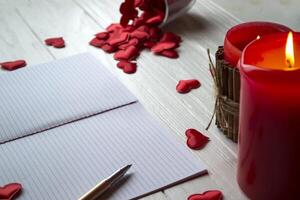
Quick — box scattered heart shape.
[130,30,150,41]
[188,190,223,200]
[0,183,22,200]
[151,41,178,53]
[95,32,109,40]
[176,79,201,94]
[159,49,179,59]
[119,38,140,50]
[114,46,139,61]
[89,37,106,48]
[117,60,137,74]
[185,129,209,150]
[45,37,65,48]
[0,60,27,71]
[160,32,182,43]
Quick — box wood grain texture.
[1,0,282,199]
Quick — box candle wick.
[287,59,292,68]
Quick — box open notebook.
[0,54,206,200]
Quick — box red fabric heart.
[159,49,179,59]
[160,32,182,43]
[149,26,162,40]
[0,183,22,200]
[89,37,106,48]
[188,190,223,200]
[0,60,27,71]
[130,30,150,41]
[146,10,165,25]
[143,41,157,49]
[114,46,139,61]
[107,31,129,46]
[151,41,178,53]
[119,38,140,50]
[101,44,117,53]
[106,23,123,33]
[117,61,137,74]
[95,32,109,40]
[185,129,209,150]
[176,79,201,94]
[45,37,65,48]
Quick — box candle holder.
[207,46,240,142]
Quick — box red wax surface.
[238,32,300,200]
[224,22,291,67]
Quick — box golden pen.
[79,164,132,200]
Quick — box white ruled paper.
[0,54,206,200]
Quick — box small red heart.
[136,25,150,33]
[119,38,140,50]
[159,49,179,59]
[101,44,117,53]
[160,32,182,43]
[114,46,139,61]
[151,41,178,53]
[130,30,150,41]
[45,37,65,48]
[0,60,27,71]
[106,23,123,33]
[149,26,162,40]
[176,79,201,94]
[146,10,165,25]
[95,32,109,40]
[188,190,223,200]
[89,37,106,48]
[0,183,22,200]
[143,41,157,49]
[107,31,129,46]
[185,129,209,150]
[117,60,137,74]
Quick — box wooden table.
[0,1,298,199]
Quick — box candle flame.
[285,32,295,68]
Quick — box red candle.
[224,22,292,67]
[238,32,300,200]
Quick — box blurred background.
[211,0,300,30]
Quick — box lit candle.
[238,32,300,199]
[224,22,292,67]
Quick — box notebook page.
[0,103,206,200]
[0,53,137,144]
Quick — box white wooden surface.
[0,1,298,199]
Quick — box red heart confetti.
[0,60,27,71]
[176,79,201,94]
[95,32,109,40]
[159,49,179,59]
[188,190,223,200]
[114,46,139,61]
[151,41,178,53]
[185,129,209,150]
[101,44,117,53]
[45,37,65,48]
[89,0,182,74]
[0,183,22,200]
[161,32,182,43]
[119,38,140,50]
[89,37,106,48]
[117,60,137,74]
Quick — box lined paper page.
[0,103,206,200]
[0,53,137,144]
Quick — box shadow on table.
[163,13,214,37]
